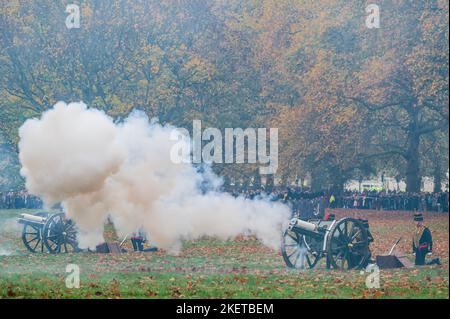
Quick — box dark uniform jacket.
[412,226,433,254]
[412,226,433,265]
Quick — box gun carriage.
[18,212,78,253]
[281,216,373,270]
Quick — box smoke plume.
[18,102,290,253]
[0,217,20,256]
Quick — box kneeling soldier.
[131,228,158,252]
[412,213,440,266]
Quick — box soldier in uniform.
[412,213,440,266]
[131,228,158,252]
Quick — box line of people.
[1,187,448,213]
[331,190,449,212]
[0,190,43,209]
[228,186,449,213]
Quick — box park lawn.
[0,209,449,299]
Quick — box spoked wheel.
[21,212,49,253]
[22,223,43,253]
[281,229,320,269]
[42,213,78,254]
[326,217,370,270]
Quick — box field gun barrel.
[282,216,372,270]
[18,213,47,224]
[290,218,317,232]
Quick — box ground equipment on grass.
[281,216,373,270]
[18,212,78,253]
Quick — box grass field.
[0,208,448,298]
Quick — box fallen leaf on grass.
[7,286,16,297]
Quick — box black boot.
[427,258,441,266]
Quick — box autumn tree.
[0,0,448,191]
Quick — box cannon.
[281,216,373,270]
[18,212,78,253]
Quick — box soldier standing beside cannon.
[412,213,440,266]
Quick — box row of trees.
[0,0,448,193]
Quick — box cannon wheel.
[281,229,321,269]
[326,217,370,270]
[42,213,78,254]
[21,212,49,253]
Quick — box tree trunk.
[330,177,345,195]
[280,174,289,187]
[253,170,261,190]
[265,174,274,192]
[310,169,327,192]
[433,162,442,193]
[405,131,421,192]
[242,175,250,189]
[223,175,231,191]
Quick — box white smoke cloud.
[0,248,11,256]
[18,102,290,253]
[0,217,21,256]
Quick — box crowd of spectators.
[332,190,449,212]
[227,186,449,213]
[229,186,326,219]
[1,187,448,213]
[0,190,43,209]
